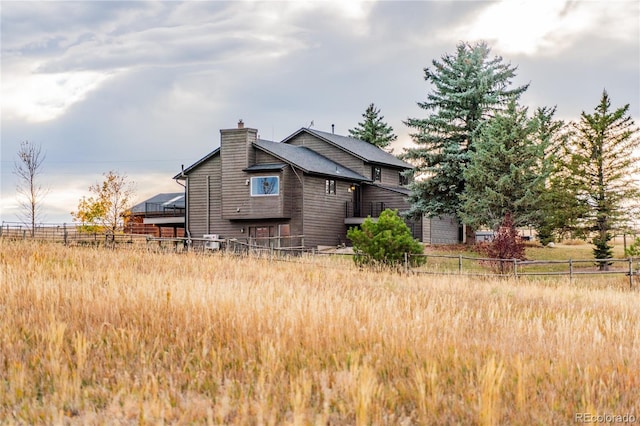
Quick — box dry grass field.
[1,240,638,425]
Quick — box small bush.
[347,209,424,269]
[624,237,640,258]
[478,212,526,274]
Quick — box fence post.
[569,258,573,284]
[514,258,518,280]
[63,223,68,246]
[458,255,462,275]
[629,257,634,290]
[404,252,408,274]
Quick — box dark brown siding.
[220,128,291,220]
[302,176,353,247]
[370,165,408,187]
[186,155,219,237]
[360,185,422,240]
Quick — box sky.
[1,0,639,224]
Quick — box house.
[174,121,461,249]
[127,193,185,237]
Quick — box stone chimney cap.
[238,119,244,129]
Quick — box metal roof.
[131,193,185,214]
[283,128,413,169]
[254,139,369,181]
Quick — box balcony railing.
[139,202,185,217]
[345,201,385,218]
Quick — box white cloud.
[449,0,639,56]
[2,59,116,122]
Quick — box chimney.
[331,124,335,134]
[237,119,244,129]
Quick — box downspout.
[206,175,211,234]
[174,164,191,240]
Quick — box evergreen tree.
[459,99,553,231]
[349,103,397,149]
[402,42,528,237]
[347,209,424,269]
[567,90,640,269]
[536,126,589,244]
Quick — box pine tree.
[402,42,528,237]
[567,90,640,269]
[459,99,553,231]
[349,103,397,149]
[536,125,589,244]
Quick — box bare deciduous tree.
[14,141,48,236]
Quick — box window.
[325,179,336,194]
[399,172,409,186]
[251,176,279,196]
[372,166,381,182]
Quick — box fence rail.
[2,222,638,288]
[406,253,639,289]
[0,222,148,247]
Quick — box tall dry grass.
[1,240,638,424]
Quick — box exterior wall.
[186,155,219,238]
[302,176,353,247]
[287,133,367,176]
[220,128,291,220]
[359,185,422,240]
[369,164,408,187]
[186,148,304,242]
[422,215,461,245]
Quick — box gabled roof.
[282,128,413,169]
[131,193,185,214]
[173,148,220,179]
[254,139,369,181]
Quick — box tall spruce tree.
[402,42,528,239]
[567,90,640,269]
[536,124,589,244]
[349,103,397,149]
[459,100,555,231]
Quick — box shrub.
[347,209,424,268]
[624,236,640,258]
[478,212,526,274]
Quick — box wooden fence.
[406,253,639,289]
[2,222,638,288]
[0,222,148,247]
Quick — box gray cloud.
[1,0,638,223]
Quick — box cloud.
[1,1,638,223]
[450,0,639,56]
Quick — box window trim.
[250,176,280,197]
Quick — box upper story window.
[372,166,382,182]
[251,176,279,196]
[399,172,409,186]
[325,179,336,194]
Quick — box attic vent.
[238,119,244,129]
